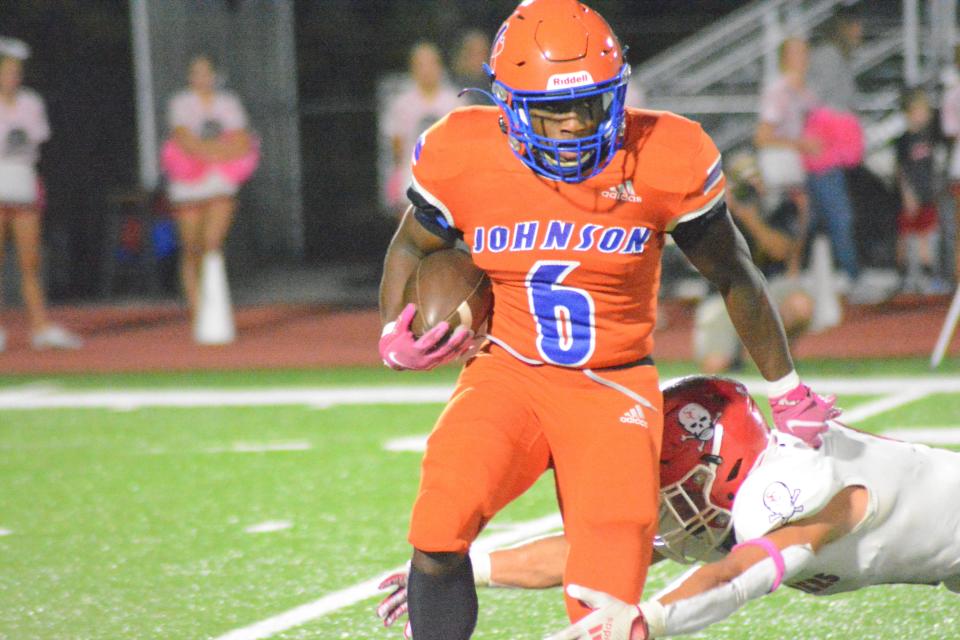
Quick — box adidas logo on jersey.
[620,405,648,427]
[601,179,642,203]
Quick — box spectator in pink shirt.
[0,39,82,351]
[161,54,255,323]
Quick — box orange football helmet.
[656,376,771,563]
[482,0,631,183]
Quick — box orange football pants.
[408,345,663,621]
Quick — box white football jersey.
[732,423,960,596]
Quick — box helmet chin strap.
[454,63,500,106]
[458,86,498,105]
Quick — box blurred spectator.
[0,38,82,351]
[754,37,816,212]
[160,54,256,322]
[895,87,949,294]
[381,41,459,217]
[941,45,960,281]
[693,152,812,374]
[804,8,869,299]
[807,7,862,112]
[450,29,490,105]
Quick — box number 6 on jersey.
[526,261,596,366]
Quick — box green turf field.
[1,360,959,639]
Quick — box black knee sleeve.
[407,553,478,640]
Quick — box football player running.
[377,376,960,639]
[377,1,835,638]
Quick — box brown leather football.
[404,248,492,337]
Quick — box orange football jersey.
[410,106,726,369]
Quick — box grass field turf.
[1,360,959,639]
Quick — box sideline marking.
[0,377,957,411]
[213,514,563,640]
[0,528,12,536]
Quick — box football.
[403,248,492,338]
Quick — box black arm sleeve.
[670,199,728,250]
[407,185,464,244]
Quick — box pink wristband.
[731,537,786,592]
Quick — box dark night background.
[0,0,746,301]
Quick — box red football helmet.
[483,0,631,183]
[656,376,771,563]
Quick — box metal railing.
[635,0,853,93]
[632,0,953,157]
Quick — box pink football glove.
[379,303,474,371]
[769,382,841,448]
[376,571,412,639]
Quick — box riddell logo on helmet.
[546,71,595,90]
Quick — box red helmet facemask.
[656,376,771,563]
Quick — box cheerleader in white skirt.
[0,39,81,351]
[161,54,257,333]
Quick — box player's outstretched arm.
[673,202,838,446]
[489,533,569,589]
[639,486,864,638]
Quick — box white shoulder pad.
[733,434,842,541]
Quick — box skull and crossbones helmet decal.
[656,376,771,563]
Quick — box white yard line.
[0,377,956,411]
[880,427,960,444]
[0,382,62,403]
[213,514,563,640]
[720,376,960,397]
[206,441,313,454]
[0,386,455,411]
[838,388,933,423]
